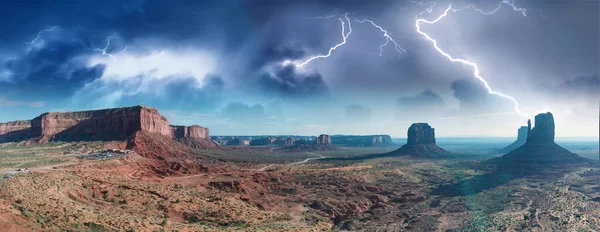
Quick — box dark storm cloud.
[345,104,372,121]
[0,38,104,101]
[397,90,445,115]
[549,73,600,105]
[451,78,513,113]
[222,102,266,122]
[259,64,329,99]
[557,73,599,94]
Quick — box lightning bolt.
[415,1,528,117]
[355,19,406,56]
[95,34,128,61]
[412,1,437,17]
[25,26,57,45]
[296,13,352,69]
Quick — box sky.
[0,0,598,137]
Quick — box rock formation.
[250,137,276,146]
[491,112,589,168]
[0,106,219,151]
[0,120,33,142]
[330,135,394,147]
[498,126,528,153]
[526,112,555,144]
[387,123,450,157]
[171,125,218,149]
[280,134,336,152]
[407,123,436,145]
[284,138,295,146]
[316,134,331,145]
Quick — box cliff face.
[0,120,33,142]
[0,120,31,135]
[499,126,528,153]
[316,134,331,145]
[27,106,172,141]
[0,106,217,150]
[526,112,555,144]
[407,123,436,145]
[389,123,449,157]
[171,125,209,139]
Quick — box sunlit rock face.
[0,106,218,149]
[171,125,209,139]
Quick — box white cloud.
[88,49,217,89]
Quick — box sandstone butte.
[387,123,451,157]
[491,112,590,168]
[0,106,219,155]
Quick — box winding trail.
[256,152,326,171]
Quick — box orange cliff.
[0,106,216,148]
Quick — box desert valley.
[0,106,597,231]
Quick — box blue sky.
[0,0,598,137]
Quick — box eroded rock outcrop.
[388,123,450,157]
[0,120,32,142]
[0,120,30,134]
[526,112,555,144]
[171,125,209,139]
[316,134,331,145]
[28,106,171,142]
[407,123,436,145]
[171,125,218,149]
[281,134,336,152]
[492,112,589,168]
[284,138,296,146]
[0,106,219,151]
[499,126,528,153]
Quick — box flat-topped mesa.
[407,123,436,145]
[171,125,209,139]
[526,112,555,144]
[330,135,394,147]
[284,138,296,146]
[316,134,331,145]
[0,106,217,147]
[29,106,172,141]
[0,120,31,134]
